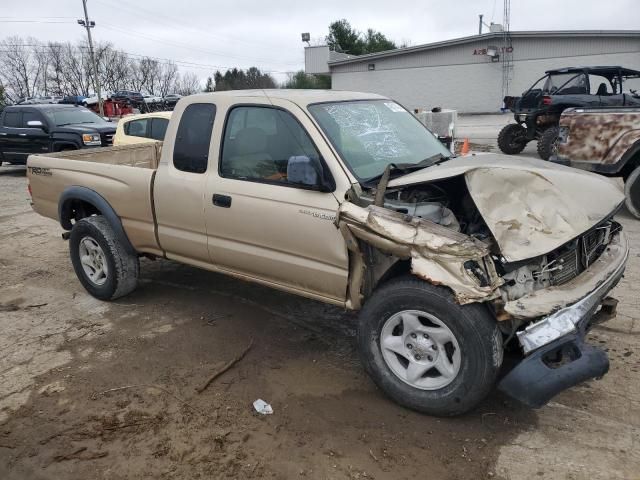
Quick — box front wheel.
[497,123,527,154]
[69,216,139,300]
[357,277,503,416]
[537,126,559,160]
[624,165,640,220]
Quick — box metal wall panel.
[329,35,640,113]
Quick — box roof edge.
[327,30,640,66]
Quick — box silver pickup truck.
[27,90,628,416]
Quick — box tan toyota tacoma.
[27,90,629,416]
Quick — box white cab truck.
[27,90,628,416]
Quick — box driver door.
[204,100,349,303]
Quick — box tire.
[624,165,640,220]
[537,126,560,160]
[358,276,503,416]
[497,124,527,155]
[69,216,139,300]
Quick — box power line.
[0,20,74,24]
[0,43,297,74]
[92,0,288,52]
[99,22,300,67]
[0,14,302,69]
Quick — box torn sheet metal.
[504,232,628,319]
[386,155,624,263]
[338,203,502,305]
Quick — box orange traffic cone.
[460,138,470,155]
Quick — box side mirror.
[27,120,46,131]
[287,155,333,192]
[103,116,111,122]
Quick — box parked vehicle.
[17,97,41,105]
[143,94,163,104]
[59,95,87,105]
[0,104,115,165]
[113,111,172,146]
[162,93,181,108]
[553,106,640,218]
[27,90,628,416]
[40,96,63,104]
[83,92,112,106]
[499,66,640,160]
[111,90,144,105]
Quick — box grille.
[549,244,580,286]
[582,228,607,268]
[548,221,614,286]
[101,133,114,146]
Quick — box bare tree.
[158,62,179,97]
[0,36,199,103]
[173,72,201,96]
[0,36,44,101]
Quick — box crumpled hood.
[388,154,624,262]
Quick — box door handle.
[212,194,232,208]
[19,133,27,136]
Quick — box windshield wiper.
[367,153,449,207]
[57,121,97,126]
[364,153,448,186]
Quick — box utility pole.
[78,0,104,117]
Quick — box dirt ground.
[0,160,639,480]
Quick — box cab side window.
[220,106,325,188]
[150,118,169,141]
[173,103,216,173]
[4,111,21,128]
[124,119,148,138]
[22,111,42,127]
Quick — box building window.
[368,64,376,71]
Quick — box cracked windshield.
[309,100,450,181]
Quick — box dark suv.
[0,104,116,165]
[498,66,640,160]
[111,90,144,105]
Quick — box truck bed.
[42,142,163,169]
[27,143,163,255]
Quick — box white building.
[305,30,640,113]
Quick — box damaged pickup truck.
[27,90,629,416]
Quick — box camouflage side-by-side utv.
[499,66,640,160]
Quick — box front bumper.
[498,232,629,408]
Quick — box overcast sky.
[2,0,639,83]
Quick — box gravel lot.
[1,134,639,479]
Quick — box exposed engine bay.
[352,175,621,309]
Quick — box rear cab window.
[150,118,169,141]
[124,119,149,138]
[173,104,216,173]
[3,111,21,128]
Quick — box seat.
[596,83,608,96]
[225,127,277,178]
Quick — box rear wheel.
[537,126,560,160]
[69,216,139,300]
[357,277,503,416]
[497,124,527,155]
[624,165,640,219]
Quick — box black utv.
[498,66,640,160]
